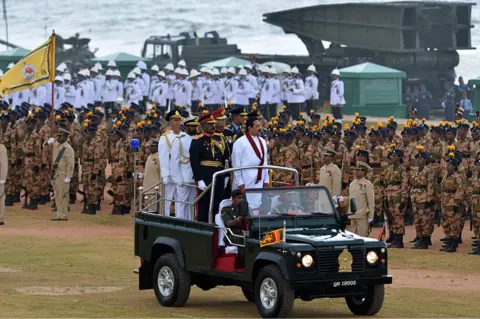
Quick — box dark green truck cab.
[135,175,392,318]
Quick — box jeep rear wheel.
[241,287,255,303]
[346,284,384,316]
[153,253,191,307]
[255,265,294,318]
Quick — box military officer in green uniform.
[221,189,245,246]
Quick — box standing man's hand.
[336,103,341,107]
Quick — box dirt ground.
[0,199,479,318]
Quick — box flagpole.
[49,31,56,173]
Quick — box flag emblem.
[260,228,285,247]
[22,64,36,81]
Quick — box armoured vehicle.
[134,166,392,318]
[141,1,474,102]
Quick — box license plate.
[333,280,357,288]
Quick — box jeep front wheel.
[153,253,191,307]
[255,265,294,318]
[346,284,384,316]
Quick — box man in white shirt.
[158,110,184,216]
[287,66,305,119]
[90,67,104,106]
[103,70,118,118]
[170,116,199,220]
[152,71,169,111]
[125,72,142,107]
[53,76,66,110]
[74,70,89,110]
[189,69,202,113]
[305,64,319,112]
[330,68,346,121]
[137,61,150,109]
[231,117,269,211]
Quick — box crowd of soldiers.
[0,58,478,257]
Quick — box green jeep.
[134,166,392,318]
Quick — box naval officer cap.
[136,61,147,70]
[182,116,199,126]
[324,148,337,157]
[166,110,183,121]
[353,161,372,172]
[229,105,247,116]
[231,189,244,197]
[107,60,117,67]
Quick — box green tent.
[338,62,407,117]
[90,52,152,80]
[200,57,250,68]
[0,47,30,71]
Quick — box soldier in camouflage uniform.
[368,129,387,225]
[12,104,28,204]
[68,109,83,204]
[36,110,52,204]
[109,122,131,215]
[81,123,100,214]
[353,124,368,150]
[469,158,480,255]
[3,110,14,206]
[385,148,408,248]
[300,130,315,185]
[23,114,42,210]
[439,155,465,252]
[410,149,435,249]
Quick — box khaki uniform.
[143,152,161,213]
[471,172,480,240]
[0,144,8,223]
[410,166,435,237]
[318,163,341,197]
[385,164,408,235]
[221,205,243,245]
[440,172,465,239]
[348,177,374,237]
[52,141,75,219]
[369,144,387,218]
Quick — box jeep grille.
[316,248,366,273]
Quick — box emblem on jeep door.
[338,249,353,272]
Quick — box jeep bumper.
[291,276,392,298]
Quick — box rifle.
[435,206,442,227]
[381,194,392,241]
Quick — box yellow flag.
[0,33,56,97]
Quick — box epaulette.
[194,133,204,140]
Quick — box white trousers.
[176,185,195,220]
[164,183,177,217]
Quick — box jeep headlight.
[366,251,378,265]
[301,254,313,267]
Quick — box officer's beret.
[295,126,305,132]
[409,127,418,135]
[313,132,321,139]
[390,149,404,158]
[304,131,313,138]
[166,110,183,121]
[344,130,356,137]
[332,131,342,137]
[356,149,369,158]
[87,124,97,132]
[369,129,380,136]
[430,126,443,134]
[400,129,410,136]
[446,157,459,166]
[380,129,389,137]
[445,126,457,134]
[415,151,430,161]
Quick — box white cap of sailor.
[220,67,227,74]
[133,67,141,75]
[174,67,182,75]
[151,64,160,72]
[7,62,14,70]
[200,67,207,73]
[56,62,67,72]
[136,61,147,70]
[189,69,199,78]
[164,63,174,71]
[90,66,99,73]
[269,67,277,75]
[307,64,316,73]
[178,59,186,67]
[94,62,103,71]
[244,64,253,70]
[127,71,136,79]
[54,75,63,83]
[291,66,299,74]
[238,68,247,76]
[283,66,291,74]
[227,67,235,75]
[105,69,114,77]
[63,73,71,81]
[331,68,340,76]
[211,68,220,76]
[180,68,188,76]
[113,70,121,77]
[158,71,166,78]
[107,60,116,67]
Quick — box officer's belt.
[389,181,402,186]
[443,189,456,193]
[370,163,381,168]
[473,190,480,195]
[413,185,427,189]
[200,160,222,167]
[24,152,36,157]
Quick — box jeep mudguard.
[151,237,186,269]
[252,252,290,281]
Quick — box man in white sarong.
[231,117,269,212]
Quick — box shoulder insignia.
[194,134,204,140]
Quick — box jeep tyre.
[345,284,384,316]
[255,265,294,318]
[241,287,255,303]
[153,253,191,307]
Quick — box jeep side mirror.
[350,198,357,214]
[238,201,249,217]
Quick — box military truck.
[141,1,474,103]
[134,166,392,318]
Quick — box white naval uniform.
[203,78,217,107]
[172,79,192,107]
[270,78,281,104]
[11,89,30,107]
[305,75,319,101]
[141,72,150,98]
[330,79,346,106]
[166,74,176,100]
[92,76,104,102]
[281,77,291,102]
[233,79,252,106]
[158,130,182,216]
[86,79,95,105]
[134,78,145,103]
[149,76,159,100]
[116,79,124,99]
[64,84,76,105]
[247,74,258,100]
[259,78,271,105]
[152,80,169,108]
[170,133,195,220]
[214,79,224,106]
[54,85,66,110]
[125,81,142,106]
[74,80,88,109]
[287,78,306,104]
[103,79,118,103]
[191,79,202,102]
[224,78,236,103]
[44,82,53,105]
[30,85,47,106]
[231,134,269,211]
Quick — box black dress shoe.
[0,221,4,226]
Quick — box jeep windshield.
[243,186,336,217]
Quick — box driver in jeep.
[271,192,301,214]
[221,189,245,245]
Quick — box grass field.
[0,203,478,318]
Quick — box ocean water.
[2,0,480,80]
